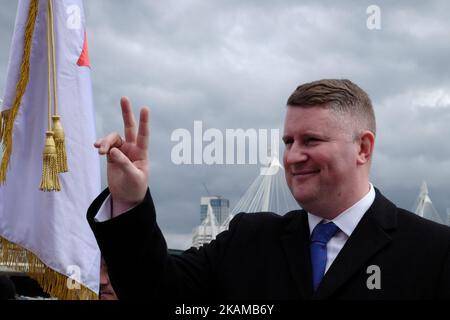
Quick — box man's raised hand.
[94,97,150,216]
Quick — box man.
[100,257,118,300]
[88,79,450,299]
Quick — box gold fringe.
[52,115,68,173]
[0,110,11,148]
[39,131,61,192]
[0,111,5,144]
[0,0,39,185]
[0,236,98,300]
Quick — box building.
[199,196,229,225]
[192,201,221,248]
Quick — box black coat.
[87,188,450,300]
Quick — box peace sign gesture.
[94,97,150,216]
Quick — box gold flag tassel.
[0,0,39,184]
[48,0,68,173]
[52,115,68,172]
[39,0,60,191]
[39,131,61,191]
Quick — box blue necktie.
[310,221,339,291]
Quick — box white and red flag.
[0,0,100,299]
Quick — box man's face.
[283,106,359,212]
[100,258,118,300]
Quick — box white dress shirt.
[95,194,140,222]
[307,183,375,273]
[95,194,113,222]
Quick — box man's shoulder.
[373,188,450,237]
[395,207,450,238]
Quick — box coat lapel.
[312,189,398,299]
[281,210,314,299]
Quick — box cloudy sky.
[1,0,449,249]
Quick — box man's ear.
[356,131,375,165]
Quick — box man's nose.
[100,271,108,285]
[284,143,308,165]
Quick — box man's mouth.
[100,291,115,299]
[100,287,115,296]
[292,169,320,177]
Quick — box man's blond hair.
[287,79,376,136]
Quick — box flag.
[0,0,101,299]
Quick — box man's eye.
[283,138,293,145]
[305,137,320,144]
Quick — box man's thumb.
[108,148,133,171]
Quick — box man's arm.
[88,187,243,299]
[88,188,170,299]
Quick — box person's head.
[100,257,118,300]
[283,79,376,219]
[0,276,16,300]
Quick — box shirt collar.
[308,183,376,237]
